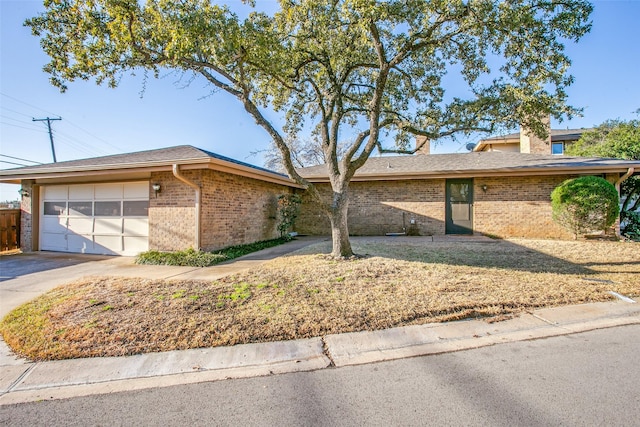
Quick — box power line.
[64,119,125,154]
[0,154,43,164]
[0,121,48,133]
[0,160,30,167]
[54,129,111,156]
[0,114,47,131]
[0,92,59,117]
[0,106,35,119]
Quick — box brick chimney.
[520,115,551,154]
[415,136,430,155]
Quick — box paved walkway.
[0,236,638,405]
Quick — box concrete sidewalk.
[1,236,638,405]
[1,301,638,405]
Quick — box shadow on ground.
[0,252,113,282]
[288,236,636,276]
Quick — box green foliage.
[565,117,640,236]
[565,119,640,160]
[27,0,593,257]
[277,193,302,237]
[135,248,226,267]
[621,211,640,241]
[551,177,620,239]
[135,237,291,267]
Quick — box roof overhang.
[301,165,639,183]
[0,157,302,189]
[473,137,519,152]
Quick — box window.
[552,142,564,155]
[44,201,66,216]
[123,200,149,216]
[94,201,122,216]
[68,201,93,216]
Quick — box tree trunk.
[328,190,353,258]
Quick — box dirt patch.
[1,238,638,361]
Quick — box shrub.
[551,176,620,239]
[135,248,226,267]
[277,193,302,237]
[135,237,292,267]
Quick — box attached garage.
[40,182,149,255]
[2,146,299,255]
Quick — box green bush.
[551,176,620,239]
[135,248,226,267]
[277,194,302,237]
[135,237,292,267]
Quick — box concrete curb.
[324,301,640,367]
[1,301,638,405]
[0,338,330,405]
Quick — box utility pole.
[33,117,61,162]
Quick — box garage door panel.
[123,218,148,236]
[123,236,148,253]
[41,232,67,251]
[68,185,94,200]
[124,182,149,199]
[94,218,123,234]
[67,217,94,234]
[44,186,68,200]
[42,216,67,234]
[95,184,123,200]
[67,234,94,253]
[94,235,121,255]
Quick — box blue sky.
[1,0,639,201]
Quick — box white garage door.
[40,182,149,256]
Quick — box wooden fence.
[0,209,20,252]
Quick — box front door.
[446,178,473,234]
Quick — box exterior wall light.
[152,183,161,198]
[18,188,29,198]
[481,184,488,193]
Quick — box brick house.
[0,146,299,255]
[295,152,638,239]
[1,144,638,255]
[293,122,636,239]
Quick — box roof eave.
[0,157,301,188]
[302,165,637,182]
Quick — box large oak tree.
[27,0,593,257]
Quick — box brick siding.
[472,175,574,239]
[149,169,291,251]
[297,180,446,236]
[296,174,620,239]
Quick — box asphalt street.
[2,324,639,426]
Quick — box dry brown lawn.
[1,237,639,361]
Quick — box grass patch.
[135,237,292,267]
[1,238,639,361]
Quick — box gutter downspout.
[615,167,635,238]
[172,164,201,250]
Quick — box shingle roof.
[297,152,639,181]
[0,145,281,176]
[0,145,300,188]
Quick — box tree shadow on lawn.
[295,236,636,276]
